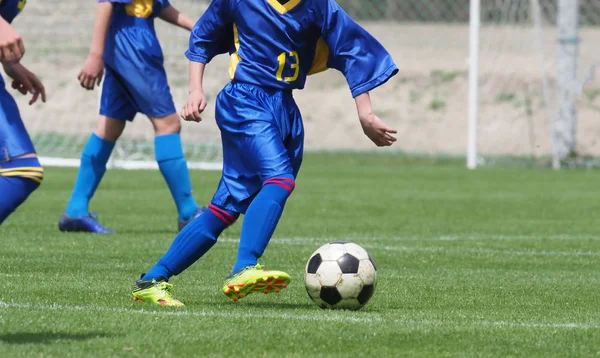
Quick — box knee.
[152,114,181,135]
[94,116,126,142]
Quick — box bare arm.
[78,1,112,90]
[189,61,205,94]
[89,2,113,58]
[0,17,24,62]
[159,5,195,31]
[181,61,207,122]
[355,92,397,147]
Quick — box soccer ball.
[304,241,377,310]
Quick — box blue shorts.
[211,82,304,214]
[100,30,176,121]
[0,75,35,162]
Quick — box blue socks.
[155,133,198,221]
[65,133,114,218]
[143,205,238,281]
[0,157,43,225]
[232,174,295,273]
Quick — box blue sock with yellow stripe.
[65,133,114,218]
[155,133,198,221]
[0,157,43,225]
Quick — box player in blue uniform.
[132,0,398,306]
[0,0,46,225]
[58,0,206,234]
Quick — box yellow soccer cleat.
[223,264,291,302]
[132,277,184,307]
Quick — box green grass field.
[1,153,600,357]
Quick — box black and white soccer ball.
[304,241,377,310]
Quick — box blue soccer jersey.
[98,0,176,121]
[0,0,37,162]
[186,0,398,97]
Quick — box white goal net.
[7,0,600,168]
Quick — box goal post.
[467,0,480,169]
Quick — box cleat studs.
[232,298,237,302]
[283,284,288,288]
[239,295,245,299]
[263,277,268,282]
[274,276,279,280]
[253,281,257,285]
[234,287,240,293]
[275,290,280,293]
[264,290,269,294]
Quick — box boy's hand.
[4,62,46,105]
[181,90,207,122]
[78,53,104,90]
[0,19,25,62]
[359,113,397,147]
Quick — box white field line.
[0,301,378,324]
[219,238,600,257]
[1,301,599,330]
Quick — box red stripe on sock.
[209,204,236,224]
[263,179,294,193]
[275,177,295,186]
[209,206,233,225]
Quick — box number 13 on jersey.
[276,51,299,82]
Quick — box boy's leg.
[59,116,124,233]
[132,203,238,306]
[232,174,295,272]
[0,156,43,225]
[150,113,204,229]
[60,67,135,233]
[231,94,304,274]
[216,85,302,301]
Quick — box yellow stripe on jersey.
[0,167,44,184]
[126,0,153,18]
[228,24,242,80]
[0,166,43,173]
[18,0,26,11]
[308,37,330,76]
[266,0,302,15]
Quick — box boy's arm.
[318,0,398,98]
[318,0,398,146]
[354,92,397,147]
[159,5,195,31]
[182,62,207,122]
[78,1,113,90]
[0,16,24,62]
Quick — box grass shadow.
[0,332,110,344]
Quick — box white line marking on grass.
[220,237,600,257]
[1,301,599,330]
[0,301,380,324]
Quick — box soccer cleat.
[58,212,114,234]
[178,206,207,232]
[222,264,291,302]
[132,275,184,307]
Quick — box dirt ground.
[8,1,600,161]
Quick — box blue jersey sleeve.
[185,0,234,64]
[97,0,132,3]
[155,0,171,13]
[319,0,398,97]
